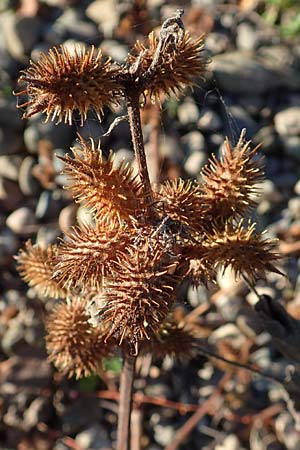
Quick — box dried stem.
[126,91,154,208]
[148,104,161,185]
[117,353,136,450]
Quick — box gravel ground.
[1,1,300,449]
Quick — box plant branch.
[196,343,283,383]
[165,374,229,450]
[126,91,154,208]
[117,353,136,450]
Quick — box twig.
[196,343,283,383]
[116,353,136,450]
[131,406,143,450]
[102,114,128,137]
[126,92,154,208]
[165,374,229,450]
[94,390,199,413]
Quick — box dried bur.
[15,10,281,450]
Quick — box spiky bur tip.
[52,222,131,291]
[157,178,204,231]
[86,241,180,356]
[200,132,264,221]
[203,220,282,283]
[16,241,67,299]
[46,298,110,379]
[143,312,199,361]
[127,31,207,102]
[15,46,122,125]
[59,136,145,226]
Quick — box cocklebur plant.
[15,10,281,450]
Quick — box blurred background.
[1,0,300,449]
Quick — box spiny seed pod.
[144,314,199,360]
[46,298,110,379]
[158,179,204,231]
[87,241,180,355]
[200,131,264,221]
[127,31,207,102]
[16,241,67,299]
[15,45,122,125]
[53,222,131,290]
[60,136,145,226]
[203,220,282,282]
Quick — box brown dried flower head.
[53,222,130,290]
[60,136,145,226]
[200,131,264,221]
[158,179,203,231]
[15,45,122,125]
[46,298,110,379]
[128,30,207,102]
[203,220,282,282]
[88,241,180,355]
[144,313,199,360]
[16,241,67,299]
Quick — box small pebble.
[177,97,200,125]
[184,151,207,176]
[6,207,36,235]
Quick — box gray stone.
[58,204,77,234]
[0,228,19,264]
[294,179,300,195]
[24,116,73,154]
[275,412,300,450]
[35,189,63,221]
[101,40,129,64]
[275,107,300,136]
[254,126,282,154]
[1,322,26,356]
[113,148,134,167]
[24,124,39,154]
[215,435,241,450]
[236,22,258,51]
[6,207,36,235]
[23,397,53,429]
[36,225,60,247]
[86,0,119,38]
[181,130,205,154]
[205,31,231,55]
[184,151,207,176]
[51,8,100,43]
[177,98,200,125]
[282,135,300,160]
[288,198,300,219]
[238,95,264,116]
[75,423,110,450]
[197,109,222,132]
[257,45,300,90]
[0,155,22,181]
[211,51,281,94]
[18,156,40,196]
[1,10,41,62]
[154,424,174,447]
[158,135,184,164]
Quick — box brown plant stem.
[126,91,154,208]
[117,353,136,450]
[148,103,161,185]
